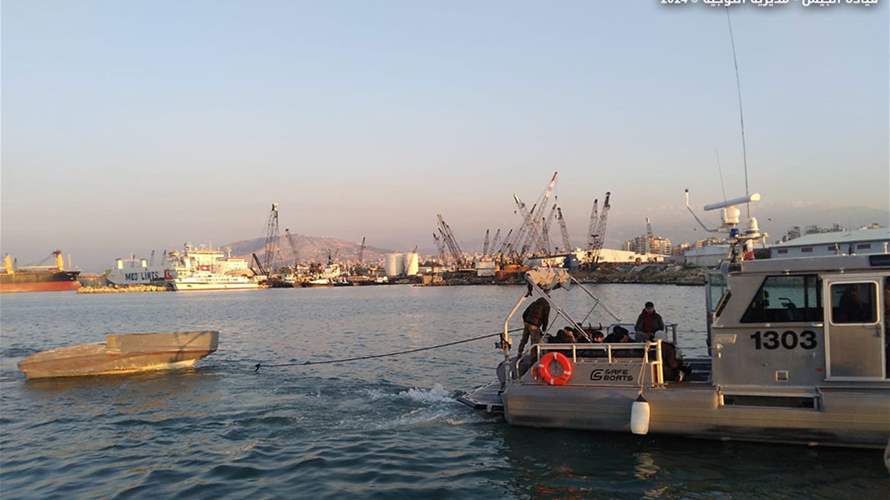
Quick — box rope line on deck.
[253,328,523,372]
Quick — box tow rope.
[254,328,523,372]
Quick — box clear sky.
[2,1,888,270]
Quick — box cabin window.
[829,282,877,324]
[856,243,871,250]
[777,249,788,255]
[741,275,822,323]
[800,247,813,253]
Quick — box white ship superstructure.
[167,244,258,291]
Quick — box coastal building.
[572,248,666,265]
[622,218,672,255]
[779,223,847,243]
[769,227,889,259]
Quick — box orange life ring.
[534,352,573,386]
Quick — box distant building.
[623,235,672,256]
[769,227,889,259]
[673,237,723,256]
[622,217,672,256]
[780,223,848,243]
[574,248,666,265]
[622,218,671,255]
[526,248,666,268]
[682,245,731,267]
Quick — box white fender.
[630,394,650,435]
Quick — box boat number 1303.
[750,330,817,350]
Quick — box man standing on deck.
[517,296,551,357]
[634,301,665,341]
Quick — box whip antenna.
[726,8,751,218]
[715,148,728,205]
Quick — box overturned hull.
[18,331,219,379]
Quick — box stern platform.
[457,381,504,414]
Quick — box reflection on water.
[1,285,887,498]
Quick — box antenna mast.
[726,8,751,217]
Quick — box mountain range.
[225,233,393,266]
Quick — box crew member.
[517,296,551,357]
[634,301,665,341]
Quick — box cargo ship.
[1,251,81,293]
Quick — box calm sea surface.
[1,285,887,499]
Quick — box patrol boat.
[460,195,890,449]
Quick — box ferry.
[167,244,259,291]
[460,195,890,449]
[171,271,259,291]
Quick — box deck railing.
[530,340,666,387]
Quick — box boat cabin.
[709,254,890,389]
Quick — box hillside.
[225,233,393,266]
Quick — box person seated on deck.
[552,328,577,344]
[634,301,665,342]
[604,325,631,343]
[591,331,605,343]
[659,341,689,383]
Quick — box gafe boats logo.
[590,368,635,382]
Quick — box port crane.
[357,236,366,265]
[262,203,280,274]
[587,198,599,251]
[482,229,490,257]
[432,232,447,263]
[586,192,611,263]
[556,205,572,254]
[489,228,501,259]
[495,228,513,257]
[436,214,464,266]
[284,228,299,268]
[504,171,559,259]
[507,197,537,257]
[540,203,559,255]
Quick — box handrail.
[501,294,527,358]
[533,340,666,387]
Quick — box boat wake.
[360,383,487,429]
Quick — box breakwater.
[573,264,706,286]
[77,284,170,294]
[430,264,707,287]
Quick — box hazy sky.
[2,1,888,270]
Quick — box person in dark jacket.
[634,301,665,341]
[517,297,550,357]
[604,327,631,343]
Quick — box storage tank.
[403,253,419,276]
[384,253,404,277]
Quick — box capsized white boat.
[18,331,219,379]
